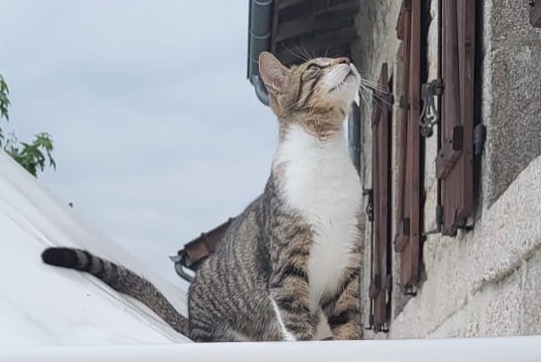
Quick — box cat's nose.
[336,57,351,65]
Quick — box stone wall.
[351,0,541,339]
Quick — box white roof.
[2,148,541,360]
[0,150,190,346]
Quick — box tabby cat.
[42,51,363,342]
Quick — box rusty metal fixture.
[419,78,443,138]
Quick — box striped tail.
[41,247,189,336]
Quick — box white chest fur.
[274,124,362,312]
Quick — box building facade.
[180,0,541,340]
[352,0,541,338]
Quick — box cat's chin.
[328,77,360,107]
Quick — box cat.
[41,51,363,342]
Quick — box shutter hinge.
[363,189,374,222]
[419,78,444,137]
[474,123,486,156]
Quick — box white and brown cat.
[42,52,363,342]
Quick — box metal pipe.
[247,0,274,106]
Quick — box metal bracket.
[419,78,444,137]
[170,252,195,283]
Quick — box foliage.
[0,74,56,177]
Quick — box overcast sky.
[0,1,277,285]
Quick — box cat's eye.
[307,63,322,71]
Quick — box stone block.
[483,272,522,336]
[522,251,541,335]
[482,0,541,206]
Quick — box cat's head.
[258,52,360,123]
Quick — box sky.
[0,1,278,285]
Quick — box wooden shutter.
[531,0,541,28]
[369,63,392,332]
[436,0,475,235]
[394,0,422,290]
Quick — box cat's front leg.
[269,264,318,341]
[322,266,363,340]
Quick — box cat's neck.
[273,122,349,170]
[277,107,347,140]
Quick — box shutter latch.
[419,78,444,137]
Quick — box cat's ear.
[259,52,288,93]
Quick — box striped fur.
[41,247,189,335]
[41,52,363,342]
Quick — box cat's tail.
[41,247,189,337]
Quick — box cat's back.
[187,196,276,340]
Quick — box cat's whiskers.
[324,45,331,58]
[357,87,370,109]
[358,82,393,113]
[298,44,314,61]
[281,44,309,62]
[360,78,390,92]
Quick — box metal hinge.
[419,78,444,137]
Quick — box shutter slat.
[394,3,411,254]
[371,63,391,332]
[456,0,475,221]
[438,0,475,235]
[399,0,422,288]
[394,0,423,289]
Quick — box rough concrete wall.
[392,155,541,338]
[352,0,541,340]
[482,0,541,207]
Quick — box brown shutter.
[531,0,541,28]
[394,0,422,291]
[436,0,475,236]
[369,63,392,332]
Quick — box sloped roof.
[0,150,190,346]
